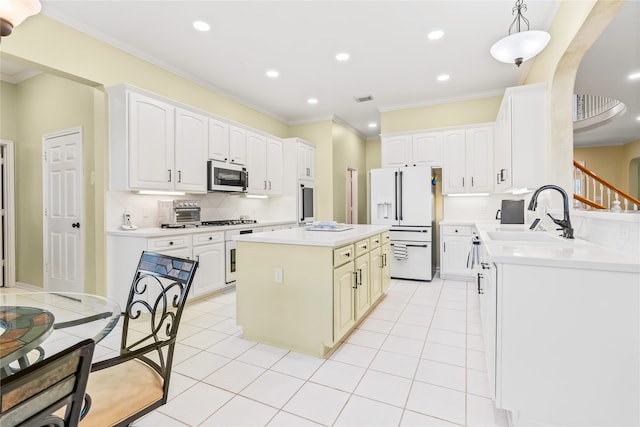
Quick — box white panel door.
[442,130,467,193]
[466,127,494,193]
[229,125,246,165]
[44,129,83,293]
[370,168,397,226]
[208,117,229,161]
[266,137,283,195]
[246,132,267,194]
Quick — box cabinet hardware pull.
[471,177,474,187]
[269,181,272,190]
[462,177,465,187]
[497,173,501,184]
[169,241,174,245]
[264,180,267,189]
[178,170,182,183]
[72,222,80,228]
[168,169,172,182]
[352,271,358,288]
[443,242,446,252]
[209,237,213,240]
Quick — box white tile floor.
[10,276,511,426]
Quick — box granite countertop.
[106,220,296,238]
[234,224,390,247]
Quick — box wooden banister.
[573,160,640,211]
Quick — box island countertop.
[234,224,390,247]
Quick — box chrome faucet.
[527,185,574,239]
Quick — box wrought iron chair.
[79,251,198,427]
[0,338,96,427]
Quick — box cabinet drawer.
[442,226,472,236]
[148,235,190,251]
[334,245,354,267]
[381,231,390,243]
[193,231,224,246]
[355,239,369,257]
[369,234,381,249]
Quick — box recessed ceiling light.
[629,71,640,80]
[307,98,318,105]
[636,116,640,121]
[266,70,279,78]
[428,30,444,40]
[437,74,450,81]
[336,52,350,61]
[193,21,210,32]
[368,122,378,128]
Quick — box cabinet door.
[466,127,494,193]
[192,243,226,297]
[333,261,355,340]
[229,125,247,165]
[412,133,442,167]
[442,130,466,194]
[494,97,512,192]
[479,262,497,399]
[128,92,175,190]
[266,138,283,195]
[355,254,371,320]
[208,118,230,162]
[297,143,315,179]
[442,237,472,277]
[369,246,382,302]
[175,108,208,192]
[381,243,391,292]
[381,136,411,168]
[246,132,267,194]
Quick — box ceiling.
[3,1,637,146]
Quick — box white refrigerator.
[370,166,434,281]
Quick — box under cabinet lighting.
[512,188,533,195]
[446,193,490,197]
[245,194,268,199]
[138,190,186,196]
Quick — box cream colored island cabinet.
[235,225,390,357]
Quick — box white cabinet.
[440,224,474,279]
[208,118,230,161]
[229,125,247,165]
[174,107,208,192]
[442,126,493,194]
[333,258,356,340]
[297,141,315,180]
[494,83,547,192]
[246,132,283,196]
[108,87,207,193]
[192,231,226,298]
[477,256,497,400]
[381,133,442,168]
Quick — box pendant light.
[490,0,550,67]
[0,0,41,40]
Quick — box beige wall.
[0,82,18,140]
[331,123,367,224]
[574,145,626,190]
[380,96,503,134]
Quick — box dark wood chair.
[80,251,198,427]
[0,338,96,427]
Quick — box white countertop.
[462,222,640,273]
[234,224,390,247]
[106,220,295,238]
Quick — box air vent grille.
[353,95,374,103]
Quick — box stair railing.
[573,160,640,212]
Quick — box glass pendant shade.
[0,0,41,36]
[490,30,550,66]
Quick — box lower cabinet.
[333,259,356,340]
[107,230,226,308]
[440,224,474,279]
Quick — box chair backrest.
[0,339,95,427]
[120,251,198,388]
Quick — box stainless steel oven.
[224,226,262,283]
[298,180,315,224]
[208,160,248,192]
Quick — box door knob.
[72,222,80,228]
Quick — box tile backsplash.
[106,191,296,230]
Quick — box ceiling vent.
[353,95,374,103]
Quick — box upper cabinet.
[494,83,547,192]
[208,118,230,162]
[297,140,315,180]
[442,126,494,194]
[246,132,283,196]
[109,87,207,193]
[229,125,247,166]
[381,132,442,168]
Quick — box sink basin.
[486,231,563,243]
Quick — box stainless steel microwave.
[207,160,248,192]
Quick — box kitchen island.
[235,224,390,357]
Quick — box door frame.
[42,127,84,291]
[0,140,16,287]
[346,166,358,224]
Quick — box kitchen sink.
[486,231,564,243]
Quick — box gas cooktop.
[200,219,258,226]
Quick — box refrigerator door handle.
[394,171,399,221]
[399,170,403,221]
